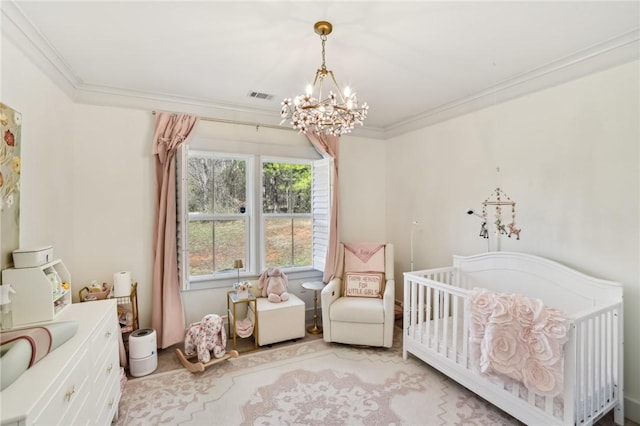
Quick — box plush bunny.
[258,267,289,303]
[184,314,227,363]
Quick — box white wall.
[1,38,75,271]
[70,105,155,328]
[339,135,387,243]
[386,60,640,420]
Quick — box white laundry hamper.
[129,328,158,377]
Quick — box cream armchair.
[321,243,394,348]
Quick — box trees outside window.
[183,152,324,285]
[262,161,312,268]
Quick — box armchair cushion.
[343,272,384,298]
[329,297,385,323]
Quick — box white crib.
[403,251,624,426]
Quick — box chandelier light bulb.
[280,21,368,136]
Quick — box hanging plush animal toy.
[258,267,289,303]
[184,314,226,363]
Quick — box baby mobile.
[476,187,521,242]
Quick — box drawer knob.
[108,399,115,408]
[105,331,112,338]
[106,363,114,374]
[65,385,75,402]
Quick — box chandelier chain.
[320,35,327,71]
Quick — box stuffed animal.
[184,314,226,363]
[258,267,289,303]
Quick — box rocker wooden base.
[175,348,239,373]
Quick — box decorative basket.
[79,283,111,302]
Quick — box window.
[262,159,312,269]
[178,148,330,289]
[186,152,251,277]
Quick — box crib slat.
[443,291,450,358]
[426,286,431,348]
[595,314,601,411]
[452,294,458,361]
[411,281,418,340]
[544,395,553,416]
[608,310,613,402]
[462,297,469,368]
[418,284,425,344]
[434,289,440,352]
[576,321,584,423]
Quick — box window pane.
[264,217,293,267]
[213,219,246,272]
[262,163,311,214]
[187,157,213,213]
[188,157,246,214]
[213,159,246,214]
[264,217,311,267]
[188,219,246,276]
[293,218,312,266]
[290,165,311,213]
[188,220,213,275]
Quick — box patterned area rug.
[117,330,522,425]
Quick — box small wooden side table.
[302,281,324,334]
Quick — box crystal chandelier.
[281,21,368,136]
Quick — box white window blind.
[176,145,189,290]
[312,157,332,273]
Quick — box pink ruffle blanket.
[469,288,570,397]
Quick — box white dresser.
[1,300,121,425]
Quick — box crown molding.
[2,0,637,141]
[1,0,81,99]
[383,29,640,139]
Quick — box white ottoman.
[249,294,305,346]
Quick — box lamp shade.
[233,260,244,269]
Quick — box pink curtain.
[152,112,199,348]
[306,132,340,283]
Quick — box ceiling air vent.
[248,91,274,101]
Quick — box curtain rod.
[151,110,296,132]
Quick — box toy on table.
[258,267,289,303]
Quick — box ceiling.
[2,1,639,138]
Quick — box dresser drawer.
[92,368,121,425]
[90,311,119,365]
[93,343,119,402]
[32,347,91,425]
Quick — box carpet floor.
[118,327,630,426]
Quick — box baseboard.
[626,395,640,423]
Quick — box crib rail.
[571,302,624,425]
[404,268,468,365]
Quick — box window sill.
[185,268,323,292]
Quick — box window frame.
[178,147,328,291]
[185,150,254,285]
